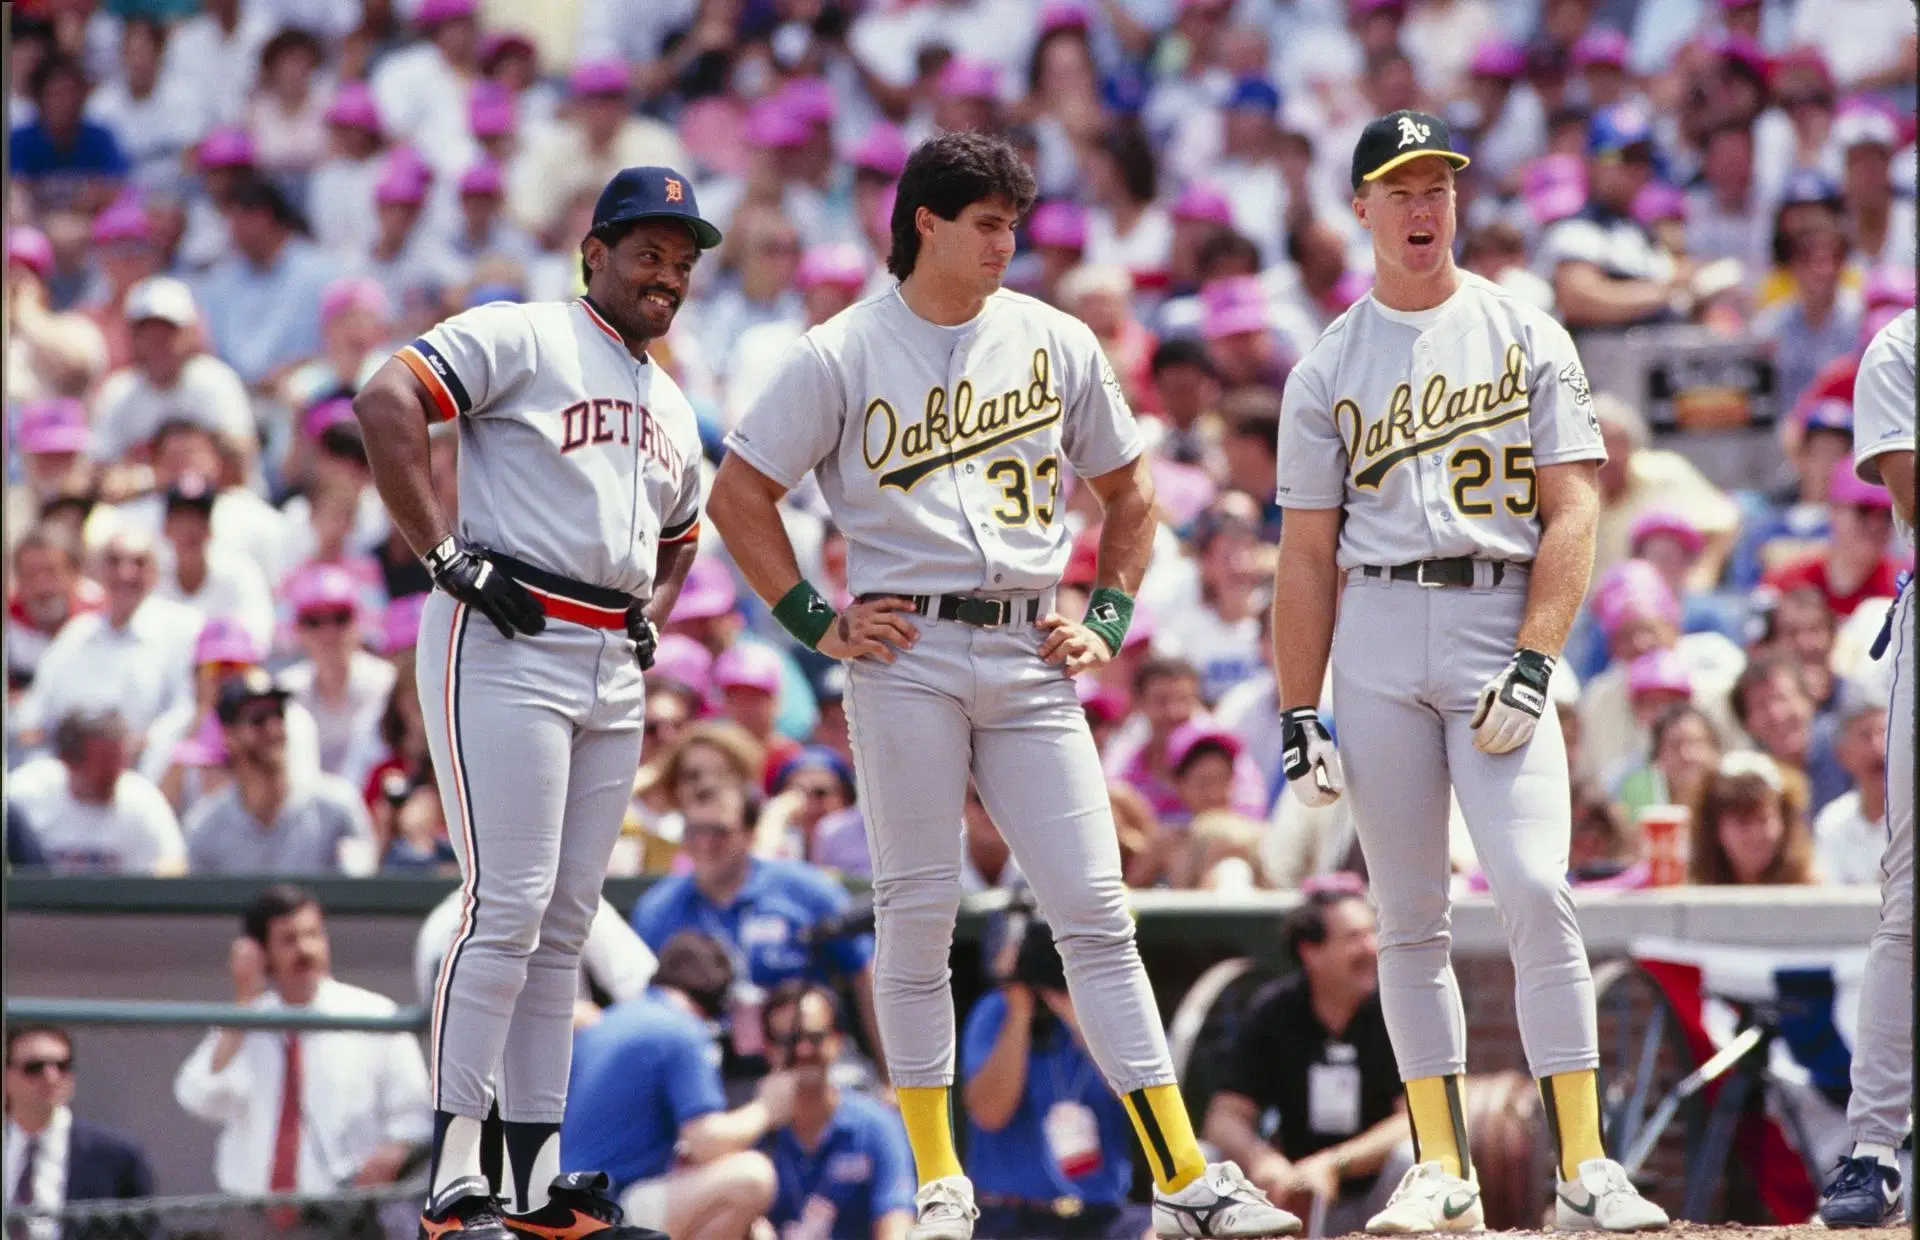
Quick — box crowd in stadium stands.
[2,0,1915,1228]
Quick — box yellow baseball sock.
[897,1087,964,1185]
[1122,1084,1208,1194]
[1405,1075,1472,1180]
[1540,1069,1605,1180]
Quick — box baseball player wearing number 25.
[354,167,719,1240]
[1271,112,1670,1233]
[707,132,1295,1240]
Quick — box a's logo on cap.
[664,177,684,203]
[1396,116,1431,148]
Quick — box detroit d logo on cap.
[664,177,684,203]
[1397,116,1431,148]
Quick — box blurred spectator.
[1204,886,1410,1226]
[79,198,165,374]
[278,566,397,777]
[1836,106,1915,272]
[8,399,96,545]
[758,981,915,1240]
[1538,105,1683,333]
[693,207,804,382]
[1812,688,1891,884]
[1175,499,1268,703]
[1568,780,1645,885]
[4,523,102,691]
[1754,225,1864,410]
[961,916,1150,1239]
[416,891,655,1030]
[88,18,205,186]
[1142,337,1224,471]
[451,159,538,268]
[1591,395,1740,584]
[764,746,862,870]
[716,641,806,780]
[174,884,430,1194]
[182,669,377,874]
[725,241,870,425]
[1462,220,1556,313]
[1683,115,1770,283]
[247,29,330,176]
[4,1025,156,1225]
[1058,265,1156,413]
[1084,123,1172,289]
[1762,460,1907,617]
[155,474,277,649]
[1752,585,1842,712]
[7,229,110,402]
[1615,703,1725,821]
[90,276,256,464]
[1624,509,1747,643]
[355,154,467,331]
[308,85,389,258]
[509,56,689,241]
[7,708,185,875]
[1108,657,1265,821]
[9,54,128,212]
[193,177,333,387]
[1786,0,1918,93]
[164,0,275,129]
[1759,173,1848,309]
[369,0,485,180]
[559,931,779,1238]
[1687,751,1821,884]
[1728,650,1821,784]
[628,719,766,865]
[6,809,51,869]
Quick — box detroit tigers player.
[1819,306,1915,1228]
[353,167,716,1240]
[705,131,1295,1240]
[1270,112,1669,1232]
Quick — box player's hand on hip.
[1471,647,1554,754]
[816,595,919,663]
[424,537,546,639]
[626,607,659,670]
[1037,612,1112,676]
[1280,707,1344,807]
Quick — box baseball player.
[705,131,1295,1240]
[1819,306,1914,1228]
[352,166,717,1240]
[1269,111,1669,1232]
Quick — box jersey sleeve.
[724,336,846,490]
[1060,321,1145,480]
[1524,314,1607,466]
[1853,312,1916,485]
[1273,360,1347,508]
[394,302,534,422]
[662,443,704,545]
[661,1021,728,1125]
[869,1107,917,1219]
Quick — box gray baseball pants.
[1332,567,1599,1081]
[845,597,1177,1094]
[1848,585,1914,1150]
[418,590,645,1123]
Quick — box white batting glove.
[1471,648,1555,754]
[1280,707,1344,807]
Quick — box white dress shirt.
[1814,791,1889,885]
[173,978,431,1195]
[7,757,185,874]
[4,1106,71,1215]
[157,549,278,652]
[19,598,199,742]
[91,354,256,462]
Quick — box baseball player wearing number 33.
[707,132,1295,1240]
[1271,112,1670,1232]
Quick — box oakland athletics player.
[1270,111,1670,1232]
[353,166,716,1240]
[1819,306,1915,1228]
[706,131,1295,1240]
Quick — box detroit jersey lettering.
[398,297,703,596]
[1277,271,1605,568]
[726,286,1141,595]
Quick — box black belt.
[488,551,637,629]
[1360,558,1509,588]
[860,593,1041,627]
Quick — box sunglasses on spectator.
[299,608,356,629]
[684,820,740,840]
[773,1029,832,1050]
[234,702,286,728]
[11,1058,72,1078]
[645,715,688,738]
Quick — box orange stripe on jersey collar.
[577,298,623,346]
[399,347,459,421]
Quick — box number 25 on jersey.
[1448,444,1536,519]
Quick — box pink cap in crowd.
[1040,0,1093,34]
[195,616,264,667]
[1029,200,1089,250]
[414,0,477,25]
[324,82,383,133]
[745,98,809,149]
[1629,509,1706,556]
[288,563,362,618]
[469,82,518,138]
[714,642,783,696]
[650,633,715,697]
[937,57,1000,101]
[304,397,357,440]
[1167,721,1244,771]
[1200,276,1271,340]
[382,593,429,656]
[8,225,53,279]
[569,58,630,97]
[1573,28,1630,68]
[175,712,229,767]
[798,242,869,289]
[198,128,256,169]
[1631,182,1686,226]
[1863,265,1916,310]
[91,202,151,245]
[1152,458,1219,528]
[459,159,506,197]
[16,399,90,455]
[672,559,738,621]
[1627,648,1694,698]
[375,160,432,206]
[478,30,537,69]
[1076,675,1127,724]
[779,77,836,127]
[849,122,908,178]
[1470,39,1527,79]
[1830,458,1893,508]
[1524,154,1587,224]
[1593,560,1682,636]
[1172,182,1233,227]
[1713,33,1769,81]
[321,275,391,325]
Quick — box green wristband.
[772,580,837,650]
[1083,586,1134,657]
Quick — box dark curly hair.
[888,130,1037,280]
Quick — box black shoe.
[421,1176,513,1239]
[503,1171,667,1239]
[1819,1156,1904,1228]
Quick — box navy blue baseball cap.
[591,166,723,250]
[1588,105,1654,157]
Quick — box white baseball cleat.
[1364,1161,1485,1234]
[1555,1159,1670,1231]
[1153,1161,1302,1237]
[906,1175,977,1240]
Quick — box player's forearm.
[707,456,806,603]
[1317,1110,1409,1178]
[680,1104,775,1163]
[646,538,699,626]
[1271,546,1340,711]
[354,362,452,559]
[1516,472,1600,656]
[1202,1094,1280,1170]
[1087,456,1156,593]
[1553,268,1673,326]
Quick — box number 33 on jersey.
[1276,271,1606,563]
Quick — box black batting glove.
[627,607,659,670]
[423,537,546,639]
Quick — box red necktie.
[268,1034,302,1226]
[9,1138,37,1240]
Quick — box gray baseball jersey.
[1845,305,1913,1151]
[400,296,700,1127]
[725,285,1141,595]
[1276,271,1606,567]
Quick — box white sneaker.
[1365,1161,1485,1234]
[1555,1159,1670,1231]
[1153,1161,1301,1237]
[907,1175,977,1240]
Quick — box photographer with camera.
[958,913,1150,1240]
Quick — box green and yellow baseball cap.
[1351,110,1471,191]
